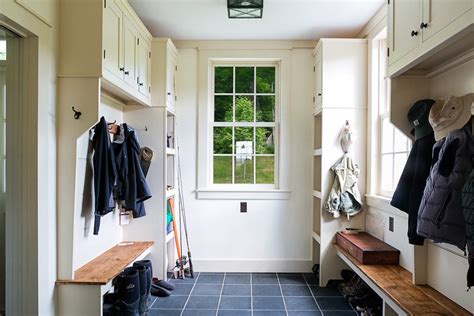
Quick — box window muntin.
[212,64,278,186]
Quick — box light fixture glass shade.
[228,0,263,19]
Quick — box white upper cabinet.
[313,47,323,111]
[151,38,178,109]
[388,0,421,64]
[421,0,472,41]
[103,0,123,81]
[137,35,151,98]
[123,14,138,89]
[166,52,177,109]
[388,0,473,77]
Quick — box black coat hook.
[72,106,82,120]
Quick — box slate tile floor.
[149,273,357,316]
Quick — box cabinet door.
[123,15,138,88]
[166,54,177,108]
[421,0,472,42]
[137,36,151,98]
[103,0,123,80]
[388,0,422,64]
[314,54,322,111]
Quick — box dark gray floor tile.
[182,310,217,316]
[252,273,278,285]
[323,311,357,316]
[310,286,342,297]
[185,295,220,309]
[219,296,251,310]
[281,285,312,296]
[218,311,251,316]
[285,297,319,311]
[253,312,286,316]
[222,284,251,296]
[253,296,285,310]
[278,273,306,285]
[316,297,353,311]
[252,284,282,296]
[198,274,225,284]
[192,284,223,295]
[151,295,188,309]
[148,310,182,316]
[171,283,194,295]
[288,312,322,316]
[225,274,251,284]
[303,273,319,285]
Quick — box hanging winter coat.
[417,125,473,250]
[113,123,152,218]
[391,133,436,245]
[462,169,474,289]
[325,153,363,219]
[91,117,117,235]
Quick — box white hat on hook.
[340,120,353,153]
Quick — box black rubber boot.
[133,260,153,313]
[115,267,141,316]
[134,265,149,315]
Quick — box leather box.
[336,232,400,265]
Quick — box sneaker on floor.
[152,277,175,291]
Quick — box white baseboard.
[192,259,313,273]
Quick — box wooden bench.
[56,241,154,316]
[335,245,471,316]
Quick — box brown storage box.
[336,232,400,265]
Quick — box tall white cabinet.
[312,39,367,287]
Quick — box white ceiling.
[129,0,384,40]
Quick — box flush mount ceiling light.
[228,0,264,19]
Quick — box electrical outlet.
[389,216,394,232]
[240,202,247,213]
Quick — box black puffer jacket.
[462,169,474,289]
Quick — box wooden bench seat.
[335,245,471,316]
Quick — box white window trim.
[196,50,292,200]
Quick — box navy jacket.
[113,123,152,218]
[92,117,117,235]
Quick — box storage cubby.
[313,113,322,150]
[313,155,322,192]
[167,113,175,149]
[313,196,321,237]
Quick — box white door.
[137,36,150,98]
[388,0,422,64]
[314,53,322,111]
[103,0,123,81]
[123,15,137,89]
[166,53,177,109]
[421,0,472,42]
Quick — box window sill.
[195,189,291,200]
[365,194,408,219]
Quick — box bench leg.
[57,285,103,316]
[383,301,399,316]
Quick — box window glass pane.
[256,96,275,122]
[394,153,407,187]
[235,155,254,184]
[213,156,232,184]
[256,156,274,184]
[235,96,254,122]
[215,67,233,93]
[381,117,394,154]
[235,127,254,155]
[214,127,232,154]
[235,67,254,93]
[394,127,409,152]
[256,127,274,154]
[256,67,275,93]
[214,95,233,122]
[381,154,394,192]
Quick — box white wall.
[175,42,315,272]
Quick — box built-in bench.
[56,241,154,316]
[335,245,471,316]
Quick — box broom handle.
[169,197,182,261]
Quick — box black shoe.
[312,264,320,279]
[152,277,175,291]
[340,269,355,282]
[115,267,141,316]
[151,284,171,297]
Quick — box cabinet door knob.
[119,67,125,71]
[167,92,171,95]
[124,71,129,75]
[139,82,144,86]
[317,93,322,96]
[420,22,428,29]
[411,30,419,37]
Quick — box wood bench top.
[335,245,471,316]
[56,241,154,285]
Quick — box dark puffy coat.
[92,117,117,235]
[462,170,474,288]
[113,124,152,218]
[391,133,436,245]
[417,125,473,250]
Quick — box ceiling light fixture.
[227,0,264,19]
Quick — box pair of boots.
[104,260,153,316]
[151,277,175,297]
